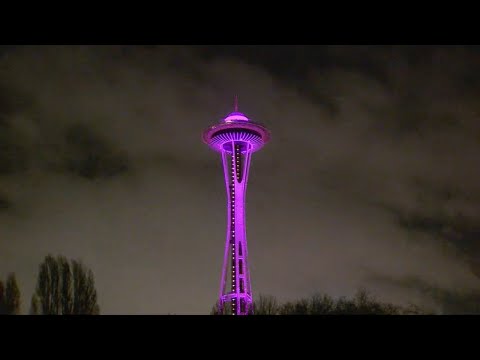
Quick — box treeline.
[1,254,99,315]
[212,289,427,315]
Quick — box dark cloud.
[64,124,129,180]
[0,45,479,314]
[0,194,10,211]
[371,274,480,314]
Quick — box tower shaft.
[218,141,253,315]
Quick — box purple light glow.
[203,108,270,315]
[224,112,249,123]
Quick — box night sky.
[1,45,480,314]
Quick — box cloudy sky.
[1,45,479,314]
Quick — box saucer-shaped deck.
[203,112,270,153]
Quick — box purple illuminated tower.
[203,100,270,315]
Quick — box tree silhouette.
[220,289,429,315]
[5,273,21,315]
[36,255,58,314]
[310,294,335,314]
[72,260,99,315]
[60,257,73,315]
[210,301,222,315]
[0,280,7,315]
[35,255,100,315]
[29,294,40,315]
[254,295,279,315]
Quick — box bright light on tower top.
[223,111,250,123]
[223,95,249,123]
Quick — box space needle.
[203,99,270,315]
